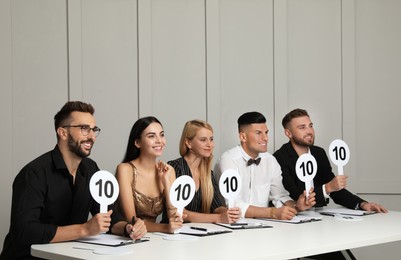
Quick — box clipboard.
[257,215,322,224]
[76,233,149,247]
[178,226,232,237]
[317,208,377,216]
[214,222,272,230]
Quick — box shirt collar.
[239,145,260,164]
[51,145,69,171]
[288,141,311,156]
[51,145,86,177]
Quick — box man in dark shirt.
[1,101,146,259]
[273,108,387,212]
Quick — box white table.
[32,211,401,260]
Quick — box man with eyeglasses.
[1,101,146,259]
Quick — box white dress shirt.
[215,145,292,218]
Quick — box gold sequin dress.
[127,162,165,223]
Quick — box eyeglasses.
[62,125,101,137]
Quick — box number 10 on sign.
[295,154,317,198]
[89,171,119,213]
[169,175,195,217]
[329,139,350,176]
[219,169,242,208]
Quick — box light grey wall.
[1,0,400,258]
[1,0,69,251]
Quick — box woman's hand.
[125,217,147,240]
[156,160,173,187]
[167,212,184,234]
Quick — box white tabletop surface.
[32,210,401,260]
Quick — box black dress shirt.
[0,145,113,259]
[273,142,364,209]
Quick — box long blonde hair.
[179,120,214,213]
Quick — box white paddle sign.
[219,169,242,208]
[169,175,195,217]
[329,139,350,176]
[89,170,119,213]
[295,154,317,198]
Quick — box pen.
[319,212,335,217]
[190,226,207,232]
[320,212,354,220]
[127,216,136,238]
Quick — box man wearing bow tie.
[214,112,315,220]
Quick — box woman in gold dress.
[116,116,182,233]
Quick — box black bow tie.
[247,158,261,166]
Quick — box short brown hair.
[54,101,95,131]
[281,108,309,129]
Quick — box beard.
[67,133,94,158]
[292,134,314,147]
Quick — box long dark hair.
[122,116,162,162]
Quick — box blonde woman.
[168,120,240,223]
[116,116,182,233]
